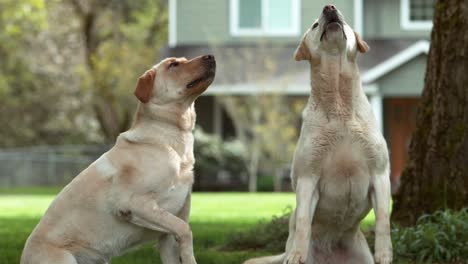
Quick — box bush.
[223,207,291,252]
[193,127,247,179]
[257,175,274,192]
[224,206,468,263]
[392,208,468,263]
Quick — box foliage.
[69,0,169,142]
[223,206,292,252]
[0,0,90,146]
[392,208,468,263]
[223,206,468,263]
[219,94,305,191]
[257,175,274,192]
[0,0,169,146]
[193,127,247,178]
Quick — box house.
[162,0,433,192]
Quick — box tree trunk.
[391,0,468,226]
[248,143,260,192]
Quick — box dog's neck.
[134,102,196,131]
[120,102,196,155]
[309,54,361,119]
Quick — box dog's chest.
[313,124,372,227]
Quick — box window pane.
[239,0,262,29]
[410,0,434,21]
[267,0,292,30]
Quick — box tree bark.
[391,0,468,225]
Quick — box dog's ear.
[134,69,156,103]
[354,31,369,53]
[294,37,311,61]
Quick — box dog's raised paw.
[284,251,306,264]
[374,251,392,264]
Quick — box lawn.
[0,188,375,264]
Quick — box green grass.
[0,187,375,264]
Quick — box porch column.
[213,97,222,136]
[370,92,384,133]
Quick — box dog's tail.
[243,253,285,264]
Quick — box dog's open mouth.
[320,13,346,41]
[186,70,215,89]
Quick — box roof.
[360,40,430,83]
[160,39,429,94]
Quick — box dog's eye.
[169,62,179,68]
[312,22,318,29]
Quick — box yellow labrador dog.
[21,55,216,264]
[244,5,392,264]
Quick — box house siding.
[377,55,427,97]
[363,0,430,39]
[175,0,354,45]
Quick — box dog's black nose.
[203,55,215,61]
[323,4,336,13]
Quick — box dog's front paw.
[375,236,392,264]
[284,250,306,264]
[374,249,392,264]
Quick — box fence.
[0,145,110,187]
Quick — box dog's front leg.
[285,176,319,264]
[371,166,393,264]
[118,194,196,264]
[158,193,192,264]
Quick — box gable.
[378,54,427,97]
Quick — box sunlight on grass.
[0,189,376,227]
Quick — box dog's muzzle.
[320,5,346,41]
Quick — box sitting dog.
[21,55,216,264]
[244,5,392,264]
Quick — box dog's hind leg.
[347,230,374,264]
[284,208,297,254]
[328,230,372,264]
[159,235,180,264]
[21,242,78,264]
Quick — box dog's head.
[134,55,216,105]
[294,5,369,62]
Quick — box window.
[230,0,300,36]
[409,0,434,21]
[401,0,434,30]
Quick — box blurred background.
[0,0,432,193]
[4,1,467,264]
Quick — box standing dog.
[244,5,392,264]
[21,55,216,264]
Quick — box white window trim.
[353,0,363,36]
[230,0,301,37]
[401,0,433,30]
[168,0,177,47]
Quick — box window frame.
[401,0,433,30]
[230,0,301,37]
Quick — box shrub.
[392,208,468,263]
[224,206,468,263]
[193,127,247,179]
[223,207,291,252]
[257,175,274,192]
